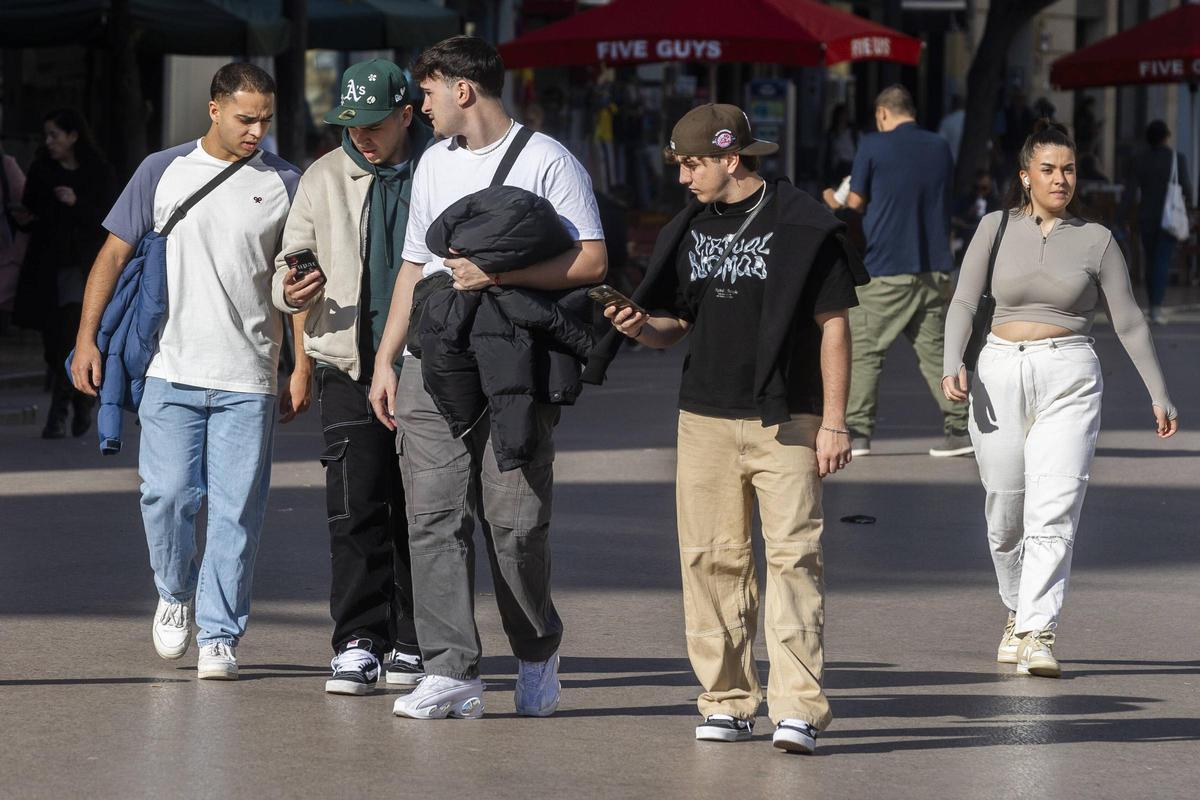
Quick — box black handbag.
[962,210,1009,371]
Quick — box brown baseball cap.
[669,103,779,158]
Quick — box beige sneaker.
[996,611,1020,664]
[1016,629,1060,678]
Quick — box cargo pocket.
[404,466,470,527]
[319,439,350,522]
[482,459,554,532]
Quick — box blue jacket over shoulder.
[66,230,168,455]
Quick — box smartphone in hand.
[587,284,646,316]
[284,248,322,279]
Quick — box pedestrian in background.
[1127,120,1193,325]
[823,85,970,458]
[943,120,1178,679]
[952,169,1001,261]
[938,94,965,163]
[71,63,303,681]
[0,141,27,333]
[13,109,114,439]
[820,103,857,187]
[273,58,431,697]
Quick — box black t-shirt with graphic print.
[669,185,859,419]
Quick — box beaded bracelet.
[820,426,850,436]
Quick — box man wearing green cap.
[590,103,867,753]
[272,58,432,696]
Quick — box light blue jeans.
[138,378,275,646]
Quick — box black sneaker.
[325,639,380,696]
[772,719,818,754]
[384,649,425,686]
[695,715,754,742]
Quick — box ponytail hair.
[1004,118,1086,218]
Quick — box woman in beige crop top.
[940,121,1179,679]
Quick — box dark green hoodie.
[341,120,432,376]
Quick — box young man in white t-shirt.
[369,36,606,720]
[71,64,303,680]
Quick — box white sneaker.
[997,611,1021,664]
[1016,629,1061,678]
[392,675,484,719]
[515,652,561,717]
[197,642,238,680]
[152,598,192,660]
[773,719,818,754]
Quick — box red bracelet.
[490,272,502,286]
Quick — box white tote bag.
[1161,150,1190,241]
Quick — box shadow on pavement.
[0,676,190,686]
[819,717,1200,754]
[1058,659,1200,678]
[173,663,327,681]
[835,693,1158,719]
[1093,448,1200,458]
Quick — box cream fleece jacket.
[271,147,372,379]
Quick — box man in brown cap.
[586,103,867,753]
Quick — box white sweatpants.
[968,334,1103,634]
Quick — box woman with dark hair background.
[942,120,1177,679]
[1128,119,1193,325]
[13,108,115,439]
[821,103,858,186]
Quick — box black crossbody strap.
[982,209,1010,295]
[489,126,534,188]
[694,190,773,309]
[160,150,257,237]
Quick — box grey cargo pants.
[395,356,563,680]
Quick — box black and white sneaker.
[325,639,380,696]
[772,719,818,754]
[384,649,425,686]
[695,714,754,742]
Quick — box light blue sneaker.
[515,651,561,717]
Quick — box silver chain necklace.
[467,118,516,155]
[711,181,767,216]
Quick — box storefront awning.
[0,0,458,56]
[1050,2,1200,88]
[307,0,460,51]
[0,1,289,56]
[498,0,922,69]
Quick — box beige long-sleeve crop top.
[944,210,1175,417]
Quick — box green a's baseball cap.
[323,58,411,127]
[669,103,779,158]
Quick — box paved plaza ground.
[1,319,1197,799]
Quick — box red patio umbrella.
[498,0,922,69]
[1049,2,1199,89]
[1050,2,1200,204]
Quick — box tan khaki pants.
[676,411,832,729]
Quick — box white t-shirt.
[103,140,300,394]
[402,123,605,276]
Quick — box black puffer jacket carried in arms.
[416,185,596,472]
